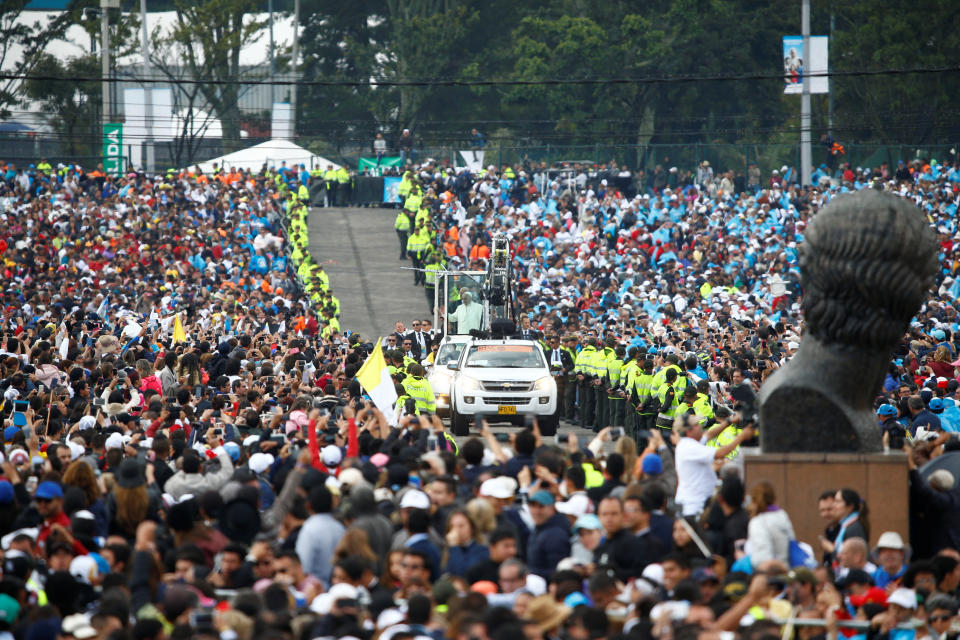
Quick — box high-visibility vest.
[575,346,597,376]
[402,376,436,413]
[395,212,411,231]
[324,169,337,184]
[606,357,623,399]
[336,167,350,184]
[406,230,429,255]
[424,261,442,286]
[652,364,687,392]
[621,360,640,391]
[655,382,679,426]
[634,373,656,412]
[708,424,743,460]
[404,193,423,213]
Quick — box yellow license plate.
[498,405,517,415]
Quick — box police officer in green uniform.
[395,209,412,259]
[575,339,599,429]
[654,367,681,431]
[422,250,444,309]
[606,345,626,427]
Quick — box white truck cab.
[446,338,558,436]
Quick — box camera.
[728,383,758,426]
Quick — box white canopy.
[190,139,341,174]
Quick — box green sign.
[102,123,123,176]
[358,156,402,176]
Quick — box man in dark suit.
[518,316,542,341]
[406,319,430,361]
[544,335,575,422]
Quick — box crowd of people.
[0,149,958,640]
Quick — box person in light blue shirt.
[296,484,346,587]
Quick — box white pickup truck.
[445,338,558,437]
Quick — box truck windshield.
[436,343,466,366]
[464,345,544,368]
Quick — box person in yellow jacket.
[422,250,444,309]
[654,367,682,430]
[592,339,615,431]
[606,345,626,428]
[633,358,657,433]
[621,348,642,436]
[323,165,337,206]
[335,166,351,205]
[395,209,412,260]
[575,339,600,429]
[402,364,436,413]
[406,225,430,285]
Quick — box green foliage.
[23,53,102,155]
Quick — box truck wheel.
[539,416,558,437]
[451,409,470,436]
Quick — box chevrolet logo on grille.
[502,383,512,389]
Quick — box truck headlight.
[460,376,482,392]
[533,376,554,392]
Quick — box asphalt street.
[307,206,428,339]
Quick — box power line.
[3,65,960,88]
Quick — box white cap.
[399,489,430,510]
[242,434,260,448]
[875,531,906,551]
[104,433,124,451]
[338,467,365,488]
[248,452,275,475]
[479,476,516,500]
[67,441,85,461]
[77,416,97,431]
[376,608,406,629]
[556,493,591,518]
[887,588,917,609]
[321,445,342,468]
[8,449,28,466]
[69,555,99,585]
[787,341,800,350]
[310,582,359,615]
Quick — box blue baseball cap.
[3,426,19,442]
[876,404,898,417]
[929,398,945,413]
[529,490,555,506]
[642,453,664,475]
[35,481,63,501]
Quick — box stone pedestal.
[743,452,909,558]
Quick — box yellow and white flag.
[172,314,187,344]
[356,339,398,426]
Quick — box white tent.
[190,139,341,174]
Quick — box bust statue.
[758,190,938,452]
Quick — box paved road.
[307,206,429,339]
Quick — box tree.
[22,54,101,156]
[157,0,266,152]
[830,0,960,144]
[0,1,75,119]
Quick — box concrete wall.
[743,453,909,563]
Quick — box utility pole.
[101,0,113,129]
[290,0,300,137]
[141,0,154,173]
[828,10,835,135]
[800,0,812,186]
[268,0,275,108]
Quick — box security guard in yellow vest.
[605,345,627,428]
[633,358,657,434]
[675,386,708,426]
[323,165,337,206]
[398,170,413,200]
[297,181,309,203]
[404,188,423,215]
[593,338,616,431]
[406,225,430,285]
[395,210,412,260]
[654,367,681,430]
[422,250,443,309]
[621,348,642,436]
[402,364,436,413]
[574,340,600,430]
[336,166,351,205]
